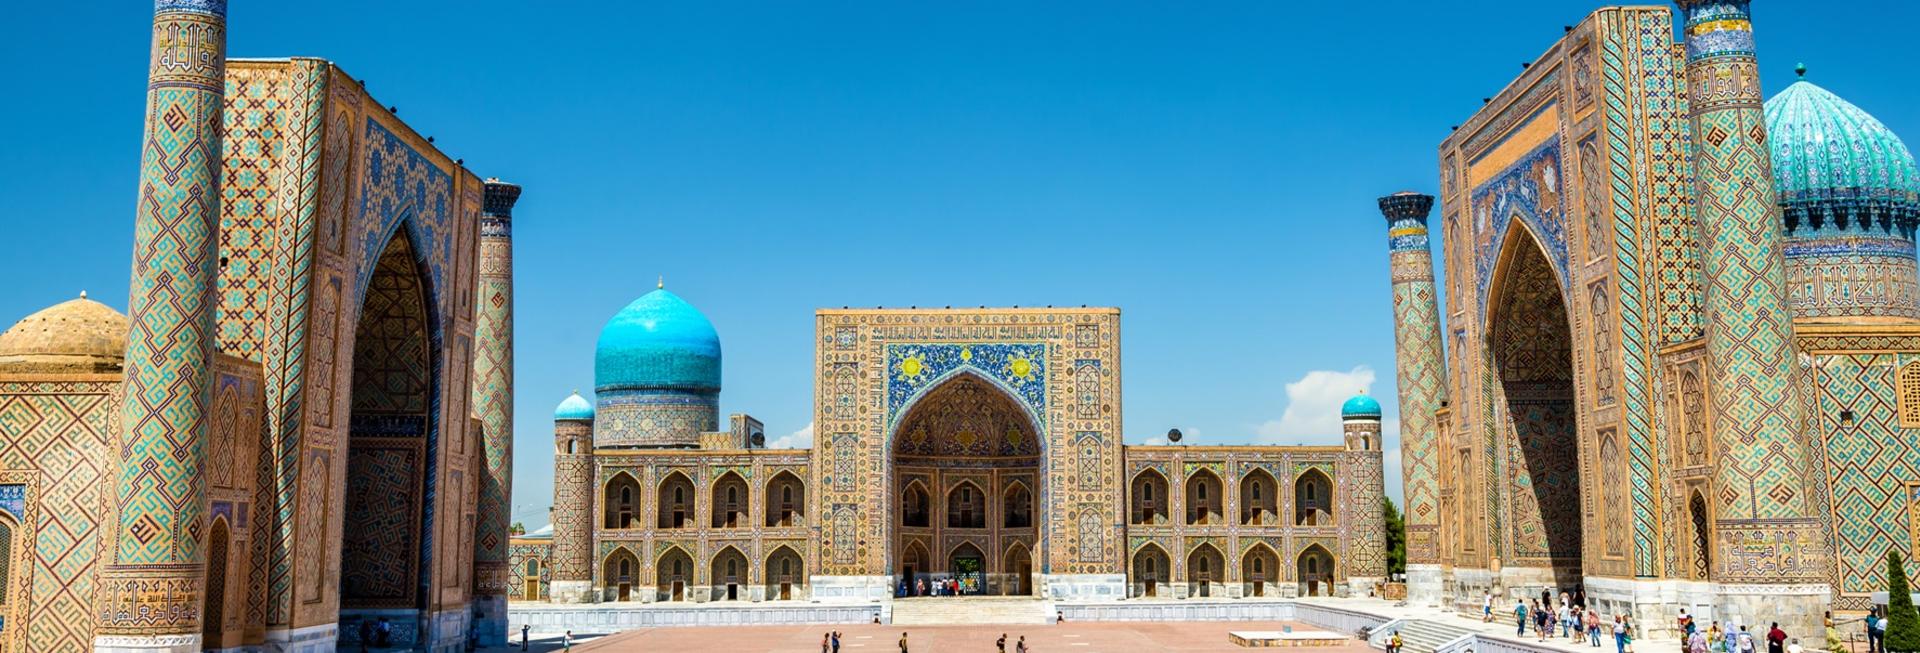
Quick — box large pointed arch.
[654,545,693,602]
[1485,219,1584,585]
[340,223,441,628]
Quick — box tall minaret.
[550,392,596,603]
[1676,0,1827,635]
[1377,191,1446,606]
[97,1,227,650]
[471,179,521,643]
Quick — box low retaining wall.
[509,603,884,634]
[1057,600,1298,622]
[1292,602,1395,635]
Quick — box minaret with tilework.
[1676,0,1828,635]
[1341,393,1388,596]
[97,1,228,650]
[550,392,596,603]
[1377,191,1446,606]
[471,179,521,642]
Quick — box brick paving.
[575,620,1370,652]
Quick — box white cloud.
[1255,366,1378,444]
[766,421,814,449]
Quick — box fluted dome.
[594,288,721,393]
[1341,392,1382,420]
[1765,72,1920,232]
[554,391,594,421]
[0,294,129,374]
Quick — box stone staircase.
[890,597,1053,625]
[1375,619,1478,653]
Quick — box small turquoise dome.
[1765,71,1920,230]
[594,288,722,393]
[554,391,594,421]
[1342,392,1382,420]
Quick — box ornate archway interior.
[1488,226,1584,589]
[341,228,437,624]
[891,374,1041,596]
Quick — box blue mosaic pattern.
[1474,137,1571,308]
[1682,2,1755,62]
[885,343,1047,429]
[0,485,21,520]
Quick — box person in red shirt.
[1765,622,1787,653]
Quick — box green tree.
[510,521,526,536]
[1891,550,1920,653]
[1383,496,1406,577]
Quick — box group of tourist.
[899,577,969,597]
[1677,609,1800,653]
[1488,590,1809,653]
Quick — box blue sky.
[3,2,1915,529]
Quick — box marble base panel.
[1043,574,1126,601]
[1406,563,1445,608]
[809,575,894,602]
[92,634,199,653]
[550,580,595,604]
[1058,599,1297,622]
[509,603,884,634]
[260,623,338,653]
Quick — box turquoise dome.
[1765,72,1920,230]
[554,391,594,421]
[594,288,722,393]
[1342,393,1382,420]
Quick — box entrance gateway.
[515,306,1387,610]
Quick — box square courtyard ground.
[569,620,1368,652]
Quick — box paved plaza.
[568,620,1371,652]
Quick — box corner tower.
[1677,0,1829,634]
[592,286,722,448]
[1377,191,1446,605]
[99,1,228,649]
[549,392,596,603]
[1341,393,1389,595]
[471,179,521,642]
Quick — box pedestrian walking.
[1016,636,1028,653]
[1484,592,1495,623]
[1560,603,1573,638]
[1869,608,1887,653]
[1691,629,1709,653]
[833,631,842,653]
[562,630,573,653]
[1680,609,1696,639]
[1614,615,1630,653]
[1517,600,1531,637]
[1589,609,1603,647]
[998,634,1008,652]
[823,632,832,653]
[1538,601,1552,642]
[1738,625,1756,653]
[519,623,529,652]
[899,632,910,653]
[1767,623,1786,653]
[359,620,374,653]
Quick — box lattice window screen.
[1899,362,1920,427]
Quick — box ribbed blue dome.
[1765,74,1920,230]
[1342,393,1382,420]
[554,391,594,421]
[594,288,721,393]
